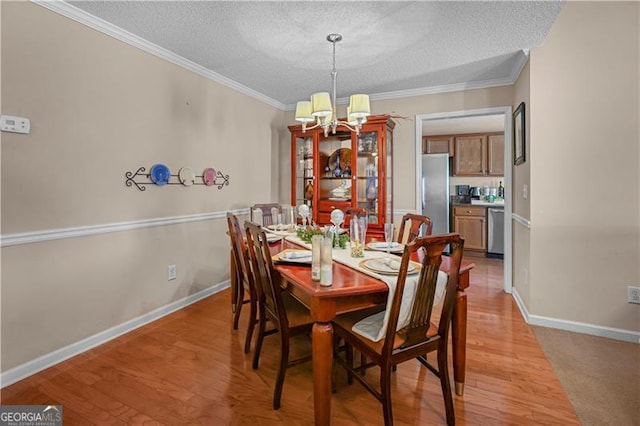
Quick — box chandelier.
[294,34,371,136]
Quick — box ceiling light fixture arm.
[295,33,370,136]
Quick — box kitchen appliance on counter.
[469,186,481,199]
[455,185,470,196]
[487,207,504,258]
[421,154,449,236]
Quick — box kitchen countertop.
[452,199,505,207]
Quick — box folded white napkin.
[352,270,448,342]
[282,251,312,260]
[370,242,402,249]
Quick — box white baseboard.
[512,288,639,344]
[1,281,230,388]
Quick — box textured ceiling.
[66,1,564,108]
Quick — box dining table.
[254,233,475,426]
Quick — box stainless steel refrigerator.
[421,154,450,236]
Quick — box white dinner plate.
[359,258,420,275]
[366,241,405,253]
[266,225,296,234]
[273,249,312,264]
[265,234,282,243]
[178,167,196,186]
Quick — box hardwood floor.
[1,256,579,425]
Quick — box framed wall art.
[513,102,526,165]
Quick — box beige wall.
[512,58,532,306]
[529,1,639,330]
[1,2,284,370]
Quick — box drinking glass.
[384,223,395,263]
[271,207,282,230]
[281,205,294,230]
[349,216,367,257]
[320,235,333,286]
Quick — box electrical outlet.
[628,286,640,304]
[167,264,177,281]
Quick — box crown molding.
[33,2,527,114]
[284,77,516,111]
[31,0,286,110]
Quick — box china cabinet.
[289,115,395,237]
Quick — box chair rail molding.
[0,209,250,247]
[512,213,531,228]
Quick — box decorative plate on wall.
[150,163,170,186]
[178,167,196,186]
[203,168,216,186]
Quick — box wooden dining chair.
[250,203,282,227]
[226,212,258,355]
[244,221,314,410]
[332,233,464,426]
[397,213,433,243]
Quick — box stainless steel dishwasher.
[487,207,504,258]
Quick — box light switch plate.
[1,115,30,134]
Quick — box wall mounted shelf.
[125,166,230,191]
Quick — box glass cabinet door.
[317,131,353,224]
[355,131,380,225]
[293,135,314,209]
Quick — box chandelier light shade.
[295,101,314,123]
[295,34,371,135]
[348,94,371,118]
[311,92,332,117]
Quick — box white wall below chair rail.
[0,280,231,388]
[0,209,250,247]
[512,288,639,344]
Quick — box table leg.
[312,321,333,426]
[451,288,467,396]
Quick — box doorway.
[415,107,513,293]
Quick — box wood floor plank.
[1,256,581,425]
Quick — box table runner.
[284,235,446,342]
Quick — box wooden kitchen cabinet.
[423,135,454,156]
[288,115,395,238]
[487,134,504,176]
[453,135,486,176]
[453,205,487,252]
[452,132,504,177]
